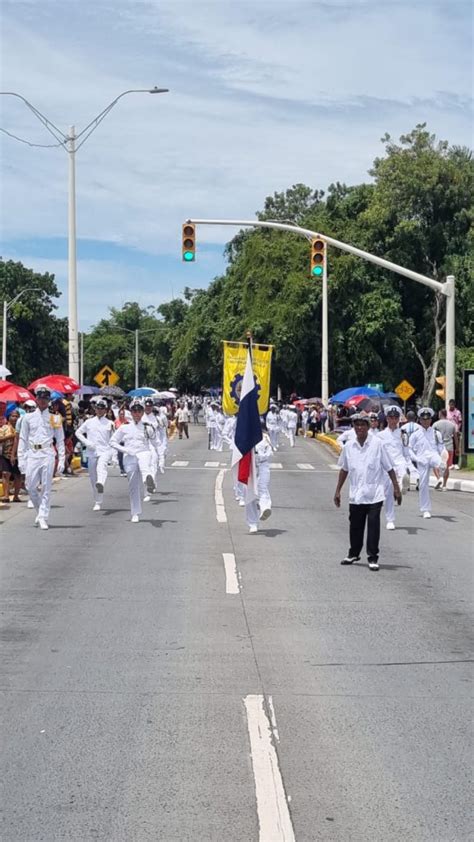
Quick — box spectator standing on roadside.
[447,399,462,469]
[433,409,458,490]
[176,402,190,439]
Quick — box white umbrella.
[0,365,12,378]
[157,390,176,399]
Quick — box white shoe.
[423,511,431,519]
[131,515,139,523]
[238,499,245,507]
[453,464,460,470]
[259,507,272,521]
[143,495,151,503]
[93,503,101,511]
[38,517,49,530]
[442,486,448,492]
[249,524,258,533]
[386,521,395,530]
[34,514,40,526]
[27,499,35,509]
[159,466,165,474]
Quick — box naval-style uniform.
[109,411,158,519]
[246,434,273,531]
[409,407,445,516]
[18,404,65,526]
[75,412,115,508]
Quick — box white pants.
[268,428,279,450]
[417,454,443,513]
[288,428,296,447]
[25,451,55,520]
[384,464,407,523]
[123,455,143,517]
[156,432,167,470]
[246,462,272,528]
[88,453,109,503]
[134,450,155,484]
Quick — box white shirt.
[109,419,158,456]
[378,426,409,471]
[75,415,115,456]
[143,410,159,429]
[409,426,444,464]
[18,407,65,463]
[256,435,273,464]
[266,411,279,430]
[287,411,297,429]
[338,434,393,504]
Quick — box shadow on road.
[145,519,178,529]
[255,528,287,537]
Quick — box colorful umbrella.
[0,380,35,402]
[28,374,80,394]
[128,387,160,397]
[329,386,382,403]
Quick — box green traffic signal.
[312,265,323,276]
[183,251,195,262]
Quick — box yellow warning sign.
[395,379,415,402]
[93,366,120,388]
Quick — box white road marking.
[171,460,189,467]
[205,460,220,467]
[297,463,315,470]
[270,463,283,469]
[222,552,240,594]
[329,463,340,470]
[215,469,227,522]
[244,695,295,842]
[267,696,280,743]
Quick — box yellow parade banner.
[222,341,273,416]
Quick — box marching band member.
[409,407,445,519]
[378,405,410,530]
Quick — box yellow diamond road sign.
[395,379,415,402]
[94,366,120,388]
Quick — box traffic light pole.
[321,257,329,405]
[187,218,455,405]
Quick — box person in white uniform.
[222,414,236,450]
[266,405,280,450]
[75,397,115,511]
[378,405,410,530]
[17,384,65,530]
[400,410,420,487]
[143,398,159,498]
[287,406,298,447]
[408,407,445,518]
[154,404,168,474]
[213,406,225,451]
[246,424,273,532]
[334,413,401,570]
[109,399,158,522]
[301,407,309,437]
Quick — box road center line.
[244,695,295,842]
[222,552,240,594]
[215,469,227,522]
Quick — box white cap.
[24,399,37,407]
[418,406,435,419]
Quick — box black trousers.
[349,501,383,561]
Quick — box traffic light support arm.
[188,218,455,405]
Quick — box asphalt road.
[1,428,472,841]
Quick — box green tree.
[0,258,67,385]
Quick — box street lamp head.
[149,87,169,94]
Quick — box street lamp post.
[1,88,169,383]
[2,288,41,369]
[116,326,164,389]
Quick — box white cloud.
[0,0,472,325]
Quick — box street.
[1,429,472,841]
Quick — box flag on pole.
[231,346,262,502]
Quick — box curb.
[316,433,342,454]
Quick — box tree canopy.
[3,125,473,402]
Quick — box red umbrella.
[28,374,80,394]
[0,380,35,402]
[344,395,378,411]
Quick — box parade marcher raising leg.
[109,400,159,522]
[409,407,446,519]
[75,398,115,511]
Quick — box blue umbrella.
[127,387,159,397]
[329,386,382,403]
[78,384,101,395]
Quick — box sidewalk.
[314,432,474,494]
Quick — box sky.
[0,0,472,330]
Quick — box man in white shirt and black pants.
[334,413,402,570]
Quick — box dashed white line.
[296,463,315,470]
[244,695,295,842]
[171,460,189,467]
[270,463,283,470]
[215,469,227,522]
[222,552,240,594]
[205,460,220,467]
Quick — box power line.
[0,126,66,149]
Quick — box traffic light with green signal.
[182,223,196,262]
[310,237,326,278]
[435,375,446,400]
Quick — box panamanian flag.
[231,347,262,502]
